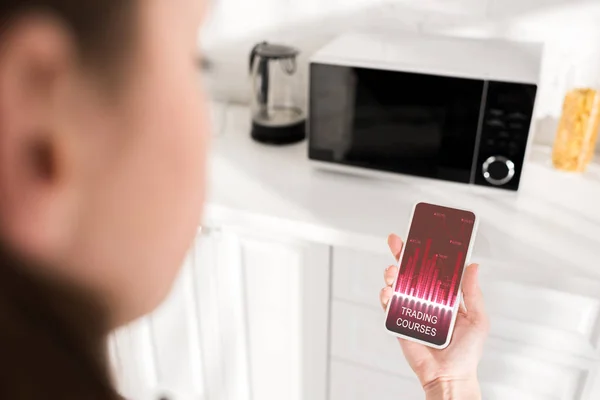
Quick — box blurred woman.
[0,1,487,399]
[0,1,208,398]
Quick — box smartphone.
[384,202,478,349]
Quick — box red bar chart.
[395,238,464,308]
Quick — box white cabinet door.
[110,229,216,400]
[219,227,330,400]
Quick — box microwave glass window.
[310,63,485,182]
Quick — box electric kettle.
[249,42,306,144]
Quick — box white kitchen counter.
[205,103,600,278]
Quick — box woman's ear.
[0,14,79,260]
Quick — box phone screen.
[385,202,476,348]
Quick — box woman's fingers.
[383,234,402,311]
[384,265,398,286]
[380,286,394,310]
[387,234,404,262]
[381,264,398,310]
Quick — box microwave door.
[309,63,483,183]
[348,107,444,162]
[347,103,447,177]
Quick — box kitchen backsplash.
[199,0,600,148]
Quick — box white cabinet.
[110,227,330,400]
[110,227,600,400]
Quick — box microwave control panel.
[473,81,537,191]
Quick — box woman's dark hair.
[0,1,135,72]
[0,244,120,399]
[0,2,135,399]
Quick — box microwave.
[308,33,543,191]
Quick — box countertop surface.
[205,103,600,278]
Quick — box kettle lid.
[252,42,299,59]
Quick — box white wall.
[199,0,600,147]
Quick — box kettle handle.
[249,41,267,74]
[249,42,270,108]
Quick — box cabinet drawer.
[330,300,588,400]
[332,247,600,355]
[330,360,565,400]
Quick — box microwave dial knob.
[482,156,515,186]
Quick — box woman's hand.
[380,234,489,400]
